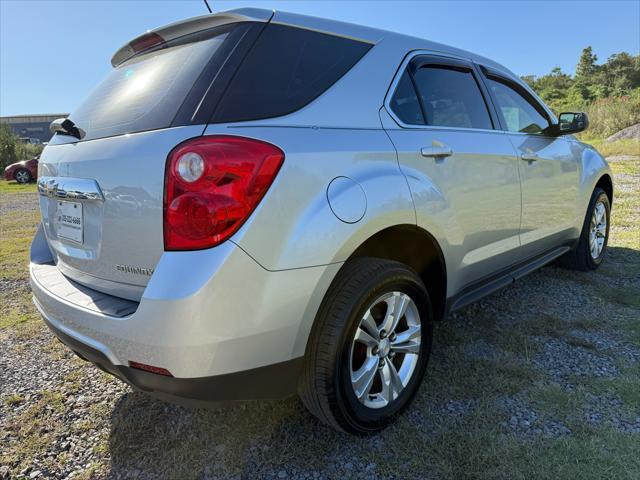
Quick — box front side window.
[411,66,493,130]
[486,78,550,134]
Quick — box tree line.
[521,47,639,138]
[0,124,43,171]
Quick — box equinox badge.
[115,264,154,276]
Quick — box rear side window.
[411,66,493,130]
[211,24,372,123]
[485,78,550,134]
[68,24,239,142]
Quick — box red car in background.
[4,156,39,184]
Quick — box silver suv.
[30,9,612,434]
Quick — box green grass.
[622,318,640,347]
[0,179,37,194]
[583,138,639,159]
[597,284,640,309]
[0,207,40,282]
[0,299,38,329]
[0,197,41,333]
[529,383,586,419]
[0,200,41,332]
[0,390,66,472]
[431,428,640,480]
[607,155,640,253]
[366,406,640,480]
[2,393,25,406]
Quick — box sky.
[1,0,639,116]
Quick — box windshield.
[67,27,233,142]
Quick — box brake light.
[164,136,284,251]
[130,32,165,53]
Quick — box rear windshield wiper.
[50,118,86,140]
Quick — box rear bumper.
[42,313,303,404]
[30,225,341,402]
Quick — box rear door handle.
[421,146,453,158]
[520,153,539,163]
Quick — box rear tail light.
[164,135,284,251]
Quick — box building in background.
[0,113,69,143]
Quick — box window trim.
[478,65,556,137]
[384,51,500,133]
[388,70,426,126]
[171,22,265,127]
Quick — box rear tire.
[15,168,32,184]
[299,257,433,434]
[558,187,610,271]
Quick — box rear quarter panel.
[202,125,415,271]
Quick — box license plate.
[57,201,83,244]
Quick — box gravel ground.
[0,191,39,215]
[1,156,639,479]
[1,332,129,479]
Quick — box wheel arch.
[595,173,613,204]
[579,144,613,211]
[345,224,447,321]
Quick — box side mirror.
[556,112,589,136]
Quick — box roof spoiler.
[110,8,273,67]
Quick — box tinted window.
[486,78,550,134]
[212,24,372,123]
[412,66,492,129]
[69,25,237,142]
[390,71,425,125]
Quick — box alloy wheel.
[15,170,30,183]
[349,291,421,409]
[589,200,607,259]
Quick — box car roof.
[113,8,550,129]
[115,8,517,79]
[270,9,517,78]
[270,9,555,127]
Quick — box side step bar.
[446,245,571,315]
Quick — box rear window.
[67,25,238,142]
[211,24,372,123]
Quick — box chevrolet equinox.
[31,8,613,434]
